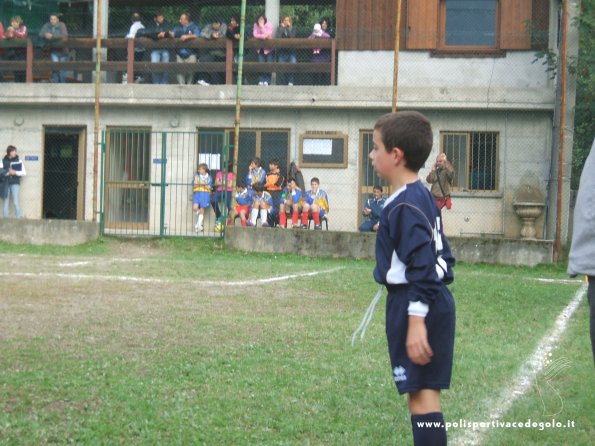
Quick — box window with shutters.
[406,0,535,52]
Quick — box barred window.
[442,131,498,191]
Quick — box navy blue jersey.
[374,180,455,305]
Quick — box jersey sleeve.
[392,204,444,305]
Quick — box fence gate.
[100,129,230,237]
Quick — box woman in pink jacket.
[5,16,28,82]
[253,14,273,85]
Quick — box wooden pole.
[232,0,247,199]
[92,0,102,223]
[392,0,403,112]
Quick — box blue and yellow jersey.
[193,172,213,193]
[246,167,266,188]
[252,191,273,209]
[282,186,304,206]
[235,188,253,206]
[305,189,329,213]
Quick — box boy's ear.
[393,147,405,165]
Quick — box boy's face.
[255,190,263,197]
[373,188,382,199]
[198,166,206,174]
[269,163,278,172]
[310,181,319,193]
[249,161,257,170]
[370,129,396,181]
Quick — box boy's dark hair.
[252,183,265,193]
[373,184,383,192]
[374,111,433,172]
[6,145,16,155]
[311,177,320,184]
[250,157,261,167]
[198,163,209,173]
[268,158,280,168]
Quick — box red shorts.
[235,204,249,216]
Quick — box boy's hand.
[406,316,433,365]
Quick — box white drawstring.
[351,286,384,346]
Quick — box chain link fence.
[0,1,582,245]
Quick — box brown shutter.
[500,0,532,49]
[406,0,439,49]
[336,0,402,50]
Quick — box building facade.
[0,0,578,240]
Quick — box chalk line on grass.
[0,267,344,287]
[454,284,587,446]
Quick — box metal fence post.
[159,132,167,237]
[99,130,106,235]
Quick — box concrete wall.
[0,81,560,240]
[0,219,99,246]
[225,226,554,266]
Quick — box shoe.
[314,224,322,230]
[134,76,144,84]
[197,225,204,232]
[197,79,210,86]
[301,224,308,229]
[258,81,264,86]
[288,82,294,86]
[263,81,269,86]
[262,222,270,228]
[194,224,200,233]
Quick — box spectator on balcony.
[39,13,69,83]
[199,18,227,85]
[276,15,297,86]
[252,14,273,86]
[172,12,200,85]
[0,21,4,82]
[320,17,335,38]
[144,11,173,85]
[226,14,241,63]
[4,16,28,82]
[125,12,145,83]
[308,23,330,85]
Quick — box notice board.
[299,132,347,168]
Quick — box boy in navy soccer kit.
[369,111,455,446]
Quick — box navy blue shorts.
[385,285,455,395]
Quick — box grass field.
[0,237,593,445]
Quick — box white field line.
[454,284,587,446]
[57,258,145,267]
[0,267,344,287]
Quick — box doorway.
[43,127,86,220]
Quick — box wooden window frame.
[299,132,348,169]
[437,0,500,52]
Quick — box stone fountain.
[513,183,546,240]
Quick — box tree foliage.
[571,1,594,188]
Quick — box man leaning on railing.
[39,13,69,83]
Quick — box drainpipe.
[553,0,568,262]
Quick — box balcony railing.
[0,37,336,85]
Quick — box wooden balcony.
[0,37,336,85]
